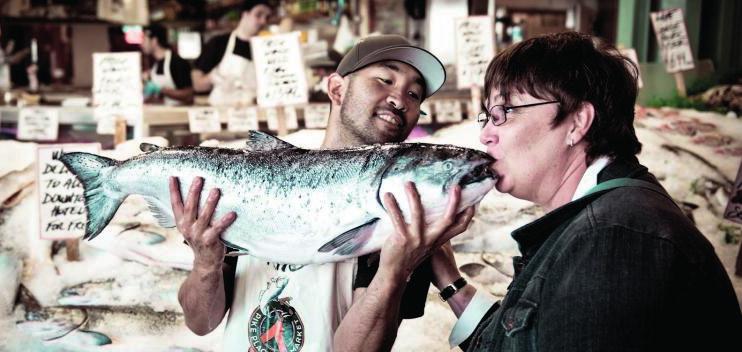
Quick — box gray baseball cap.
[337,35,446,99]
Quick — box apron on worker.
[150,50,180,106]
[222,255,356,352]
[208,31,257,107]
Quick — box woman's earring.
[568,138,574,147]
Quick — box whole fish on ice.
[59,131,496,264]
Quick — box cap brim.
[353,46,446,98]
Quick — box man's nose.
[386,91,407,112]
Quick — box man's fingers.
[209,212,237,237]
[436,206,475,246]
[169,176,184,220]
[404,182,424,235]
[443,185,462,221]
[383,192,408,237]
[196,188,221,231]
[184,177,204,220]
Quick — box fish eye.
[443,161,454,171]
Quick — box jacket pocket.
[501,298,537,337]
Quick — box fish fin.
[244,130,298,151]
[143,197,176,228]
[58,152,125,240]
[318,218,380,256]
[139,143,162,153]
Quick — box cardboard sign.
[650,9,695,73]
[188,108,221,133]
[435,100,463,123]
[227,107,260,132]
[620,48,644,88]
[178,32,201,60]
[418,101,433,125]
[455,16,495,89]
[303,104,330,129]
[251,32,309,108]
[17,107,59,141]
[266,107,299,131]
[724,161,742,225]
[92,52,143,134]
[36,143,101,240]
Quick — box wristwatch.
[439,277,468,301]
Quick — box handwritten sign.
[37,143,101,240]
[725,161,742,225]
[17,108,59,141]
[251,32,309,108]
[93,52,143,134]
[303,104,330,129]
[455,16,495,89]
[650,9,695,73]
[418,101,433,125]
[620,48,644,88]
[266,107,299,131]
[435,100,463,123]
[188,108,221,133]
[227,107,259,132]
[178,32,201,60]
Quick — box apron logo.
[248,277,305,352]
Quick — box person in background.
[171,35,474,351]
[141,24,194,106]
[192,0,273,107]
[427,31,742,351]
[0,24,50,90]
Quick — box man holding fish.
[171,35,487,351]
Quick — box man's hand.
[379,181,475,283]
[169,176,236,268]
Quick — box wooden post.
[114,117,127,146]
[674,72,687,97]
[65,238,80,261]
[276,106,288,136]
[470,86,482,119]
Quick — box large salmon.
[59,131,496,264]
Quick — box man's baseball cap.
[337,35,446,99]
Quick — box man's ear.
[327,72,346,106]
[569,102,595,145]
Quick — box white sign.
[188,108,222,133]
[92,52,143,134]
[251,32,309,108]
[17,107,59,141]
[178,32,201,60]
[455,16,495,89]
[435,100,463,123]
[620,48,644,88]
[303,104,330,129]
[36,143,101,240]
[227,107,259,132]
[266,107,299,131]
[418,102,433,125]
[650,9,695,73]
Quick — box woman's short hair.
[483,31,642,162]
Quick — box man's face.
[338,61,425,144]
[242,5,273,36]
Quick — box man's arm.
[161,86,194,104]
[333,182,475,351]
[170,176,237,335]
[191,69,213,93]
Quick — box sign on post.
[650,9,695,74]
[266,107,299,131]
[92,52,143,135]
[251,32,309,108]
[17,107,59,141]
[188,108,222,133]
[227,107,260,132]
[455,16,495,90]
[303,104,330,129]
[36,143,101,240]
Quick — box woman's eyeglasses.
[477,101,559,128]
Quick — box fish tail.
[58,152,125,240]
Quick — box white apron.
[208,31,257,107]
[150,50,180,106]
[223,256,356,352]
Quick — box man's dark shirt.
[152,51,192,89]
[194,33,253,74]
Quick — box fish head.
[378,144,496,220]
